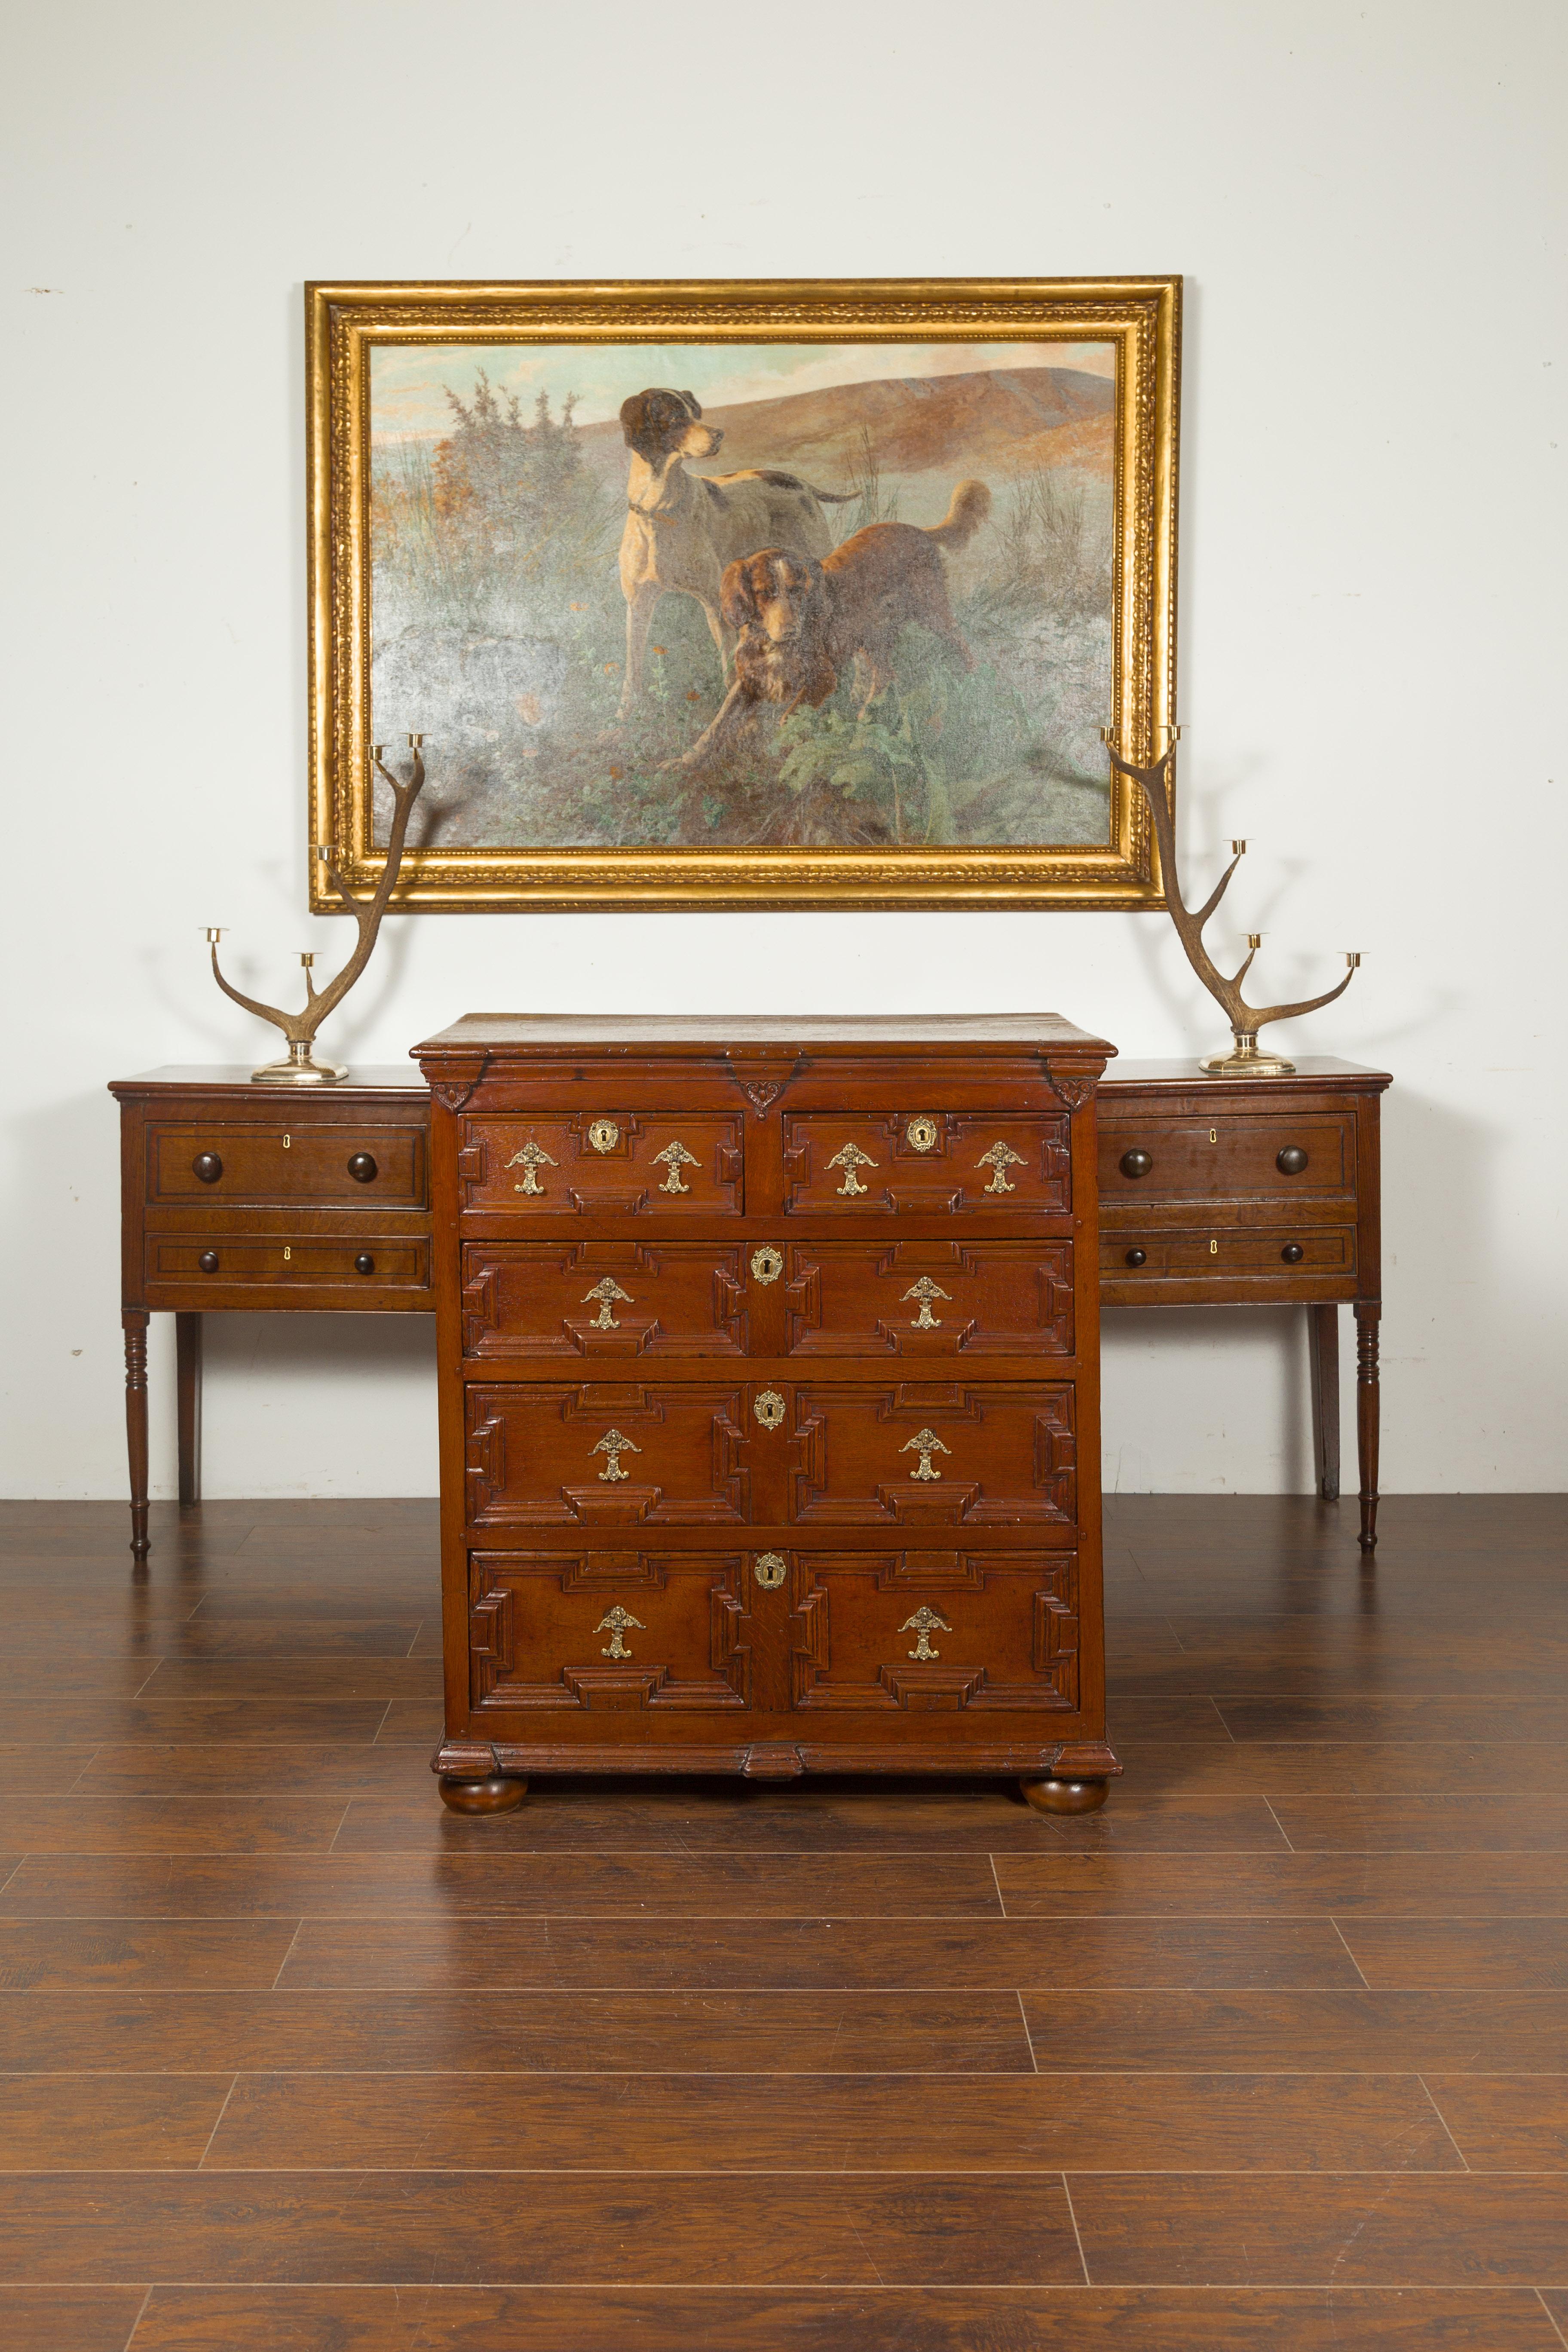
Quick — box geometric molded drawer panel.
[784,1549,1079,1712]
[789,1381,1077,1527]
[458,1114,743,1218]
[468,1551,749,1711]
[464,1383,752,1528]
[461,1240,747,1360]
[783,1239,1074,1357]
[147,1122,426,1208]
[783,1112,1070,1217]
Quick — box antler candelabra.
[208,738,427,1086]
[1104,730,1360,1076]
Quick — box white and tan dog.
[615,386,853,720]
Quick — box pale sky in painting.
[369,339,1116,440]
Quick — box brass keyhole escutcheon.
[1210,1128,1218,1144]
[283,1246,291,1262]
[753,1552,787,1591]
[753,1389,787,1431]
[283,1134,291,1150]
[905,1115,939,1153]
[587,1118,620,1155]
[750,1245,784,1286]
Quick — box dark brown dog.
[670,478,992,770]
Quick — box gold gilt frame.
[307,276,1180,913]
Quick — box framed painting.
[306,276,1179,913]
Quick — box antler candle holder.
[1104,729,1361,1077]
[209,738,427,1085]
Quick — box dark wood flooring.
[0,1492,1565,2350]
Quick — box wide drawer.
[467,1551,751,1712]
[463,1546,1079,1717]
[463,1378,1077,1528]
[459,1237,1075,1361]
[1099,1112,1354,1204]
[1104,1228,1356,1280]
[147,1122,426,1207]
[458,1113,743,1217]
[147,1234,429,1290]
[781,1239,1075,1357]
[783,1112,1070,1216]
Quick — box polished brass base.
[251,1042,348,1086]
[1199,1033,1295,1078]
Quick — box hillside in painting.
[573,365,1114,493]
[369,360,1116,855]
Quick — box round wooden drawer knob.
[1125,1248,1148,1267]
[193,1152,223,1184]
[198,1250,220,1274]
[348,1153,378,1182]
[1281,1243,1305,1264]
[1119,1148,1153,1179]
[1277,1145,1309,1175]
[353,1253,376,1275]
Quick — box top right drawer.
[1098,1112,1355,1204]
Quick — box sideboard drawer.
[787,1549,1079,1713]
[458,1114,743,1217]
[461,1241,748,1360]
[783,1112,1071,1217]
[1099,1112,1354,1204]
[465,1383,754,1528]
[1104,1227,1357,1283]
[790,1381,1076,1527]
[147,1122,426,1208]
[782,1240,1075,1358]
[147,1234,429,1292]
[467,1551,750,1712]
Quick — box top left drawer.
[146,1123,427,1209]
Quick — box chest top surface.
[415,1011,1115,1064]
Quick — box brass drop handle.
[193,1152,223,1184]
[353,1253,376,1276]
[1125,1248,1147,1267]
[198,1250,220,1273]
[1276,1145,1309,1175]
[1119,1148,1152,1179]
[1280,1243,1305,1264]
[348,1152,378,1183]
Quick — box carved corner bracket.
[425,1057,490,1114]
[725,1053,805,1114]
[1042,1060,1101,1115]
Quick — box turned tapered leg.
[439,1775,528,1815]
[1309,1303,1341,1502]
[123,1311,150,1561]
[1355,1298,1381,1550]
[175,1312,202,1509]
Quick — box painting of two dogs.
[616,383,991,770]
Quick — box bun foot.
[439,1774,527,1815]
[1020,1775,1109,1816]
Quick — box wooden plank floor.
[0,1493,1565,2351]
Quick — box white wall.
[4,0,1564,1501]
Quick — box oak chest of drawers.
[415,1014,1119,1815]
